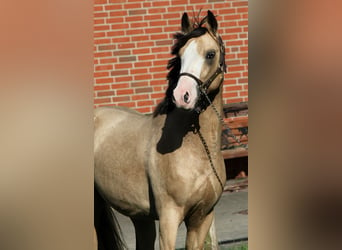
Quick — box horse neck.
[197,85,223,147]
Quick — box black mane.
[153,17,226,117]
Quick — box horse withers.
[94,10,227,250]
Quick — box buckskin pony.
[94,10,227,250]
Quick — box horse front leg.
[185,210,216,250]
[158,206,183,250]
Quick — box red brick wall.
[94,0,248,113]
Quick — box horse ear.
[206,10,218,34]
[181,12,192,33]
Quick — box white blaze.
[173,40,204,110]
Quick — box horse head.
[171,10,226,112]
[153,10,226,116]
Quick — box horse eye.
[206,51,216,59]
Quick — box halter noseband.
[178,67,223,91]
[178,66,224,113]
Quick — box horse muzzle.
[172,76,199,110]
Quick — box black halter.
[178,67,224,113]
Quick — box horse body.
[95,10,227,250]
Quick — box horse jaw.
[173,40,203,110]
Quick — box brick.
[129,9,146,15]
[150,20,167,27]
[114,76,133,82]
[136,107,151,113]
[111,83,129,89]
[117,89,134,95]
[238,78,248,84]
[153,59,168,66]
[112,96,131,102]
[110,23,129,30]
[109,10,128,16]
[148,8,166,14]
[119,102,136,108]
[115,63,132,69]
[94,72,109,78]
[152,1,170,7]
[139,54,155,61]
[137,41,154,48]
[94,85,110,91]
[100,58,117,64]
[98,45,116,51]
[137,100,154,106]
[94,19,105,25]
[130,22,147,28]
[126,28,144,35]
[124,3,142,9]
[107,17,124,23]
[94,98,111,104]
[229,66,245,72]
[132,48,150,54]
[153,73,167,79]
[125,16,143,22]
[145,27,163,34]
[151,93,165,99]
[94,6,103,12]
[119,56,137,62]
[224,85,242,92]
[107,30,125,37]
[94,38,111,44]
[112,37,131,43]
[97,91,115,97]
[134,61,152,68]
[95,64,113,71]
[134,74,149,81]
[94,51,112,58]
[155,40,172,46]
[225,27,242,34]
[142,1,152,7]
[131,81,149,88]
[111,70,129,76]
[144,14,162,21]
[150,34,169,40]
[232,1,248,7]
[132,94,149,100]
[113,50,130,56]
[94,12,108,18]
[163,13,181,19]
[171,0,188,5]
[151,47,169,53]
[118,43,135,49]
[150,80,164,86]
[149,66,166,73]
[94,25,110,31]
[223,92,238,98]
[238,20,248,26]
[104,5,122,11]
[239,91,248,96]
[132,35,149,42]
[96,78,113,84]
[135,87,153,93]
[237,53,248,58]
[130,68,148,75]
[218,8,236,15]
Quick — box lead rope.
[196,128,225,191]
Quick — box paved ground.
[114,178,248,249]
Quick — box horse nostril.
[183,92,190,103]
